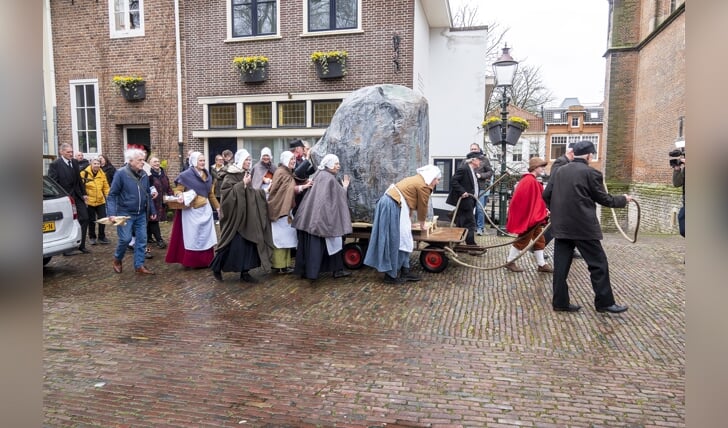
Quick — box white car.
[43,175,82,265]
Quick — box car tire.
[43,256,52,266]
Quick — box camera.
[668,148,684,168]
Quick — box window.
[571,116,580,127]
[550,135,600,160]
[232,0,277,38]
[553,112,561,120]
[109,0,144,38]
[210,104,237,129]
[244,103,272,128]
[312,100,341,127]
[125,127,151,152]
[307,0,358,32]
[590,111,599,120]
[277,101,306,127]
[432,159,452,194]
[70,80,101,155]
[512,144,523,162]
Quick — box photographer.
[671,149,685,237]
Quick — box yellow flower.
[232,55,269,73]
[508,116,530,129]
[112,76,144,89]
[310,50,348,75]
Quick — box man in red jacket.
[504,157,552,273]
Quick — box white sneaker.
[476,229,484,236]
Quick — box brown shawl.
[267,165,296,221]
[216,165,274,270]
[290,169,352,238]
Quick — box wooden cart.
[343,221,487,273]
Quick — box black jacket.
[48,157,86,201]
[446,163,477,207]
[543,158,627,240]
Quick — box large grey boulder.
[309,84,429,222]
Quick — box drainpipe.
[174,0,184,171]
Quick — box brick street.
[44,222,685,427]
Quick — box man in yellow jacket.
[81,158,111,244]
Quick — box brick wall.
[183,0,416,151]
[51,0,181,176]
[603,1,685,234]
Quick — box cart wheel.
[343,243,365,270]
[420,245,449,273]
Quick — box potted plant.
[232,55,269,83]
[506,116,529,145]
[113,76,146,101]
[482,116,503,144]
[310,50,348,79]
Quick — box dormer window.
[571,116,580,127]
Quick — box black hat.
[289,139,304,149]
[573,140,597,156]
[466,151,485,160]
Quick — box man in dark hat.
[446,151,486,246]
[544,141,581,257]
[543,140,633,314]
[289,139,305,168]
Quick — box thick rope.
[441,222,551,271]
[602,179,641,243]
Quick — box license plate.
[43,221,56,233]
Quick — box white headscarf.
[260,147,272,160]
[234,149,251,169]
[279,151,295,167]
[416,164,442,186]
[318,154,339,170]
[189,151,203,170]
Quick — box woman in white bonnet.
[209,149,274,283]
[166,151,219,268]
[290,154,353,281]
[266,151,312,274]
[363,165,441,284]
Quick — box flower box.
[240,67,268,83]
[483,119,503,144]
[233,55,269,83]
[113,76,146,101]
[311,50,347,79]
[505,121,526,145]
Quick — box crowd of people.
[51,137,634,314]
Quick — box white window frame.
[553,112,561,120]
[226,0,281,41]
[69,79,102,156]
[109,0,145,39]
[123,125,151,150]
[302,0,362,36]
[550,134,600,161]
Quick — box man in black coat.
[446,151,485,246]
[543,140,632,314]
[543,141,580,256]
[48,143,90,254]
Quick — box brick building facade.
[49,0,181,175]
[47,1,488,181]
[603,0,686,233]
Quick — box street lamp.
[492,45,518,234]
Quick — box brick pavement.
[43,222,685,427]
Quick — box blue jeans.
[475,193,489,230]
[113,212,148,269]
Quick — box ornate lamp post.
[492,45,519,234]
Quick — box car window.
[43,176,67,199]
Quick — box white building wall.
[426,27,489,210]
[412,1,431,96]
